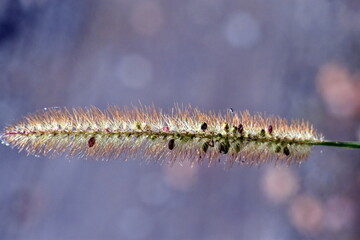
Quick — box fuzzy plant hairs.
[1,105,359,167]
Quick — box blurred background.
[0,0,360,239]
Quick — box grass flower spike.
[1,105,359,167]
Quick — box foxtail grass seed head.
[1,105,325,167]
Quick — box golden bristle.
[1,105,323,167]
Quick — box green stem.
[311,140,360,149]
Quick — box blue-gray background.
[0,0,360,239]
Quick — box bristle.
[1,105,323,166]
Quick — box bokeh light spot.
[324,195,356,232]
[117,54,153,89]
[289,194,324,234]
[163,162,198,191]
[130,0,164,37]
[261,167,299,204]
[316,63,360,118]
[223,12,261,48]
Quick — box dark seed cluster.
[192,122,292,156]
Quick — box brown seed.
[283,146,290,156]
[260,129,265,137]
[223,123,229,132]
[201,122,208,131]
[231,126,238,134]
[274,145,281,153]
[168,139,175,150]
[234,143,241,153]
[88,137,96,148]
[238,124,243,134]
[135,122,142,130]
[202,142,209,153]
[268,125,273,134]
[219,141,230,154]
